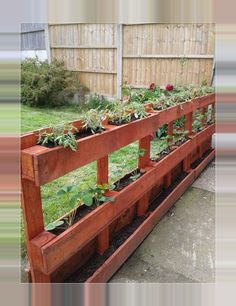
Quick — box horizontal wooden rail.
[30,124,215,274]
[21,94,215,186]
[123,54,214,59]
[73,69,117,74]
[51,45,117,49]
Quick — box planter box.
[21,93,215,283]
[21,93,215,186]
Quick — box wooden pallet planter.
[21,93,215,283]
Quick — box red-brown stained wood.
[21,95,215,186]
[167,121,173,143]
[21,179,44,241]
[86,171,196,283]
[185,112,193,136]
[21,94,215,282]
[97,156,108,185]
[97,156,109,255]
[138,135,151,169]
[38,124,215,274]
[163,172,172,189]
[137,191,151,216]
[194,149,215,178]
[97,227,109,255]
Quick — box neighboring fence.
[21,23,50,61]
[49,23,215,97]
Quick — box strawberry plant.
[37,123,78,151]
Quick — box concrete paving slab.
[192,163,215,192]
[110,186,215,283]
[110,255,196,283]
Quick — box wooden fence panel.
[49,23,215,96]
[122,23,215,87]
[50,24,117,96]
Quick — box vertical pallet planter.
[21,93,215,283]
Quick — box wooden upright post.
[21,178,51,283]
[183,113,193,172]
[137,136,151,216]
[164,122,174,189]
[96,156,109,255]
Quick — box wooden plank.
[51,45,117,49]
[39,124,215,274]
[123,54,214,59]
[138,135,151,169]
[86,171,195,283]
[21,95,215,185]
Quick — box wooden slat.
[38,124,214,274]
[21,94,215,186]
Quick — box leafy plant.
[85,94,113,111]
[82,109,105,134]
[37,123,78,151]
[172,128,188,145]
[45,220,64,231]
[130,168,146,181]
[81,184,116,207]
[21,57,84,107]
[57,184,81,226]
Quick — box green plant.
[57,184,81,226]
[172,128,188,145]
[21,57,83,107]
[37,123,78,151]
[82,109,105,134]
[106,103,132,125]
[81,184,116,207]
[129,102,148,119]
[45,220,64,231]
[85,94,113,111]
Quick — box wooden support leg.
[138,135,151,169]
[21,179,48,283]
[167,121,173,144]
[96,156,109,255]
[200,107,206,127]
[97,227,109,256]
[183,112,193,172]
[183,156,191,173]
[137,192,150,217]
[163,172,172,189]
[185,112,193,137]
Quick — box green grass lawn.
[21,104,161,257]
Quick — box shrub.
[21,57,83,107]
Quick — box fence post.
[45,23,51,63]
[117,24,123,99]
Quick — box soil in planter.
[114,169,146,192]
[49,198,105,236]
[37,128,106,149]
[191,148,214,170]
[48,169,146,236]
[151,139,188,163]
[65,172,188,283]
